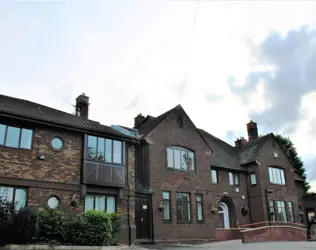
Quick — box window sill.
[84,159,125,167]
[163,220,172,224]
[177,221,192,224]
[0,145,32,151]
[197,220,205,224]
[167,168,196,174]
[269,183,286,186]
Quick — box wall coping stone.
[4,245,133,250]
[240,225,307,233]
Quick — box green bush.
[35,209,65,244]
[109,210,123,245]
[0,197,15,245]
[10,207,38,244]
[66,210,113,246]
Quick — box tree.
[275,134,310,193]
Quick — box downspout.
[265,189,271,226]
[126,143,131,246]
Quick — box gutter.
[0,112,139,143]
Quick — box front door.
[135,195,151,240]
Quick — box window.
[269,200,275,221]
[250,173,257,185]
[167,147,195,171]
[276,201,287,222]
[51,137,64,151]
[86,135,123,164]
[229,172,239,186]
[211,169,218,184]
[162,191,171,221]
[47,196,60,209]
[269,167,285,185]
[0,186,27,211]
[176,192,191,222]
[196,194,203,222]
[287,201,294,222]
[84,194,116,213]
[0,124,33,149]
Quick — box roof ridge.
[198,128,235,149]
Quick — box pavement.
[137,240,316,250]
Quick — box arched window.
[167,146,195,171]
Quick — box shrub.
[10,207,38,244]
[35,209,65,244]
[66,210,113,246]
[0,197,15,245]
[109,210,123,245]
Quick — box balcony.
[83,161,124,187]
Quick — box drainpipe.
[126,144,131,246]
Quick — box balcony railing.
[83,161,124,187]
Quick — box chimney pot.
[247,120,258,141]
[235,137,247,147]
[75,93,90,118]
[134,113,146,128]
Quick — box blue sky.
[1,0,316,190]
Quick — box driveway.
[159,240,316,250]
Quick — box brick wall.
[212,169,250,227]
[0,126,82,184]
[145,107,216,242]
[241,226,307,243]
[216,229,245,241]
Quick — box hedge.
[0,199,121,246]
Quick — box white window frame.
[269,167,286,185]
[167,146,195,172]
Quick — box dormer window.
[167,146,195,171]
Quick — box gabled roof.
[0,94,136,140]
[236,134,271,165]
[137,105,213,152]
[198,129,242,171]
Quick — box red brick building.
[0,93,138,245]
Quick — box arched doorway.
[218,202,230,228]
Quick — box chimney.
[247,120,258,141]
[134,113,145,128]
[75,93,89,118]
[234,137,247,147]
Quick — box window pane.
[105,139,112,162]
[20,129,33,149]
[87,136,97,159]
[269,168,273,183]
[182,193,190,201]
[176,202,182,220]
[197,203,203,221]
[181,151,188,170]
[97,138,105,161]
[196,194,202,202]
[183,201,190,221]
[15,189,26,211]
[113,140,122,164]
[162,191,170,200]
[234,174,239,185]
[188,152,194,171]
[0,124,5,145]
[95,196,105,211]
[229,172,234,185]
[211,170,217,183]
[276,169,281,184]
[174,150,181,169]
[167,148,174,168]
[272,168,277,183]
[280,170,285,185]
[176,193,182,201]
[250,174,256,185]
[0,187,14,202]
[85,195,94,211]
[163,200,170,220]
[107,196,115,213]
[5,126,20,148]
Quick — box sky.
[1,0,316,191]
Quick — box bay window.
[276,201,287,222]
[87,135,123,164]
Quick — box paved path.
[160,240,316,250]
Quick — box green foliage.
[10,207,39,244]
[275,134,310,193]
[0,197,15,245]
[109,209,124,245]
[35,209,65,244]
[66,210,113,246]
